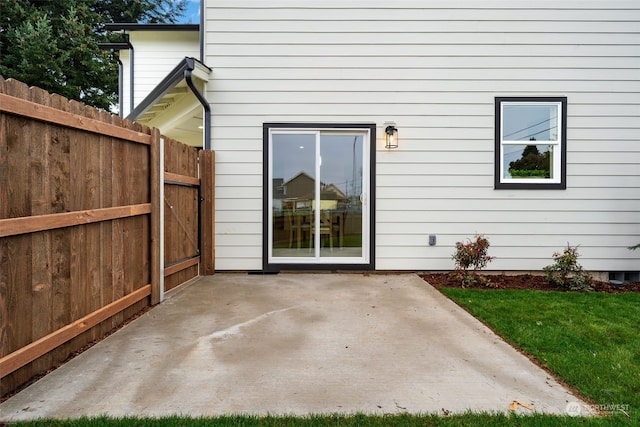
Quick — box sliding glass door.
[264,124,374,269]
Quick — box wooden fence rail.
[0,78,167,396]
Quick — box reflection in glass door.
[268,127,370,266]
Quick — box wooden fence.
[0,77,213,396]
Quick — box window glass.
[503,144,554,179]
[503,105,559,142]
[495,98,566,189]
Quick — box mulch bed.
[421,272,640,293]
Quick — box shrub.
[508,169,548,178]
[452,235,495,287]
[543,244,593,291]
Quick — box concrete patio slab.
[0,273,587,420]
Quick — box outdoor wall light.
[384,122,398,149]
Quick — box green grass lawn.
[440,288,640,422]
[9,412,637,426]
[10,412,637,426]
[11,289,639,426]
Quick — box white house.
[103,23,209,147]
[109,1,640,278]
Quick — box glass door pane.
[319,134,363,258]
[271,133,316,259]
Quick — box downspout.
[97,41,131,116]
[184,58,211,151]
[184,58,211,273]
[117,30,134,115]
[129,40,134,114]
[116,55,123,116]
[199,0,204,61]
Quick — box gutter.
[104,23,199,32]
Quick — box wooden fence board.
[48,92,72,363]
[164,257,200,277]
[86,107,102,342]
[0,285,151,377]
[29,85,54,373]
[109,127,125,328]
[134,143,151,204]
[1,235,33,391]
[111,218,126,330]
[164,172,200,186]
[67,99,90,353]
[0,93,152,145]
[0,204,152,237]
[51,227,71,364]
[97,110,113,336]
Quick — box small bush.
[543,244,593,291]
[452,235,495,287]
[508,169,548,178]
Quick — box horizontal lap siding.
[128,32,199,112]
[205,0,640,272]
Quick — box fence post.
[199,150,215,275]
[150,127,161,304]
[159,137,165,302]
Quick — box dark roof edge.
[97,42,133,50]
[126,57,211,121]
[105,23,199,31]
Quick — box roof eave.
[104,23,199,32]
[127,57,211,122]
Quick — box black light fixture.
[384,122,398,149]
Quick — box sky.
[180,0,200,24]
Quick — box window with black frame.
[495,97,567,189]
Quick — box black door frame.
[262,122,376,272]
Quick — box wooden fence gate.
[162,137,214,292]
